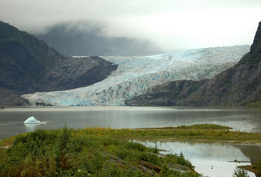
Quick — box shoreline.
[115,137,261,146]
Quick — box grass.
[176,124,232,130]
[67,124,261,143]
[138,124,232,130]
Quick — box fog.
[1,0,261,51]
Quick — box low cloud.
[1,0,261,51]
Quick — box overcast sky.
[0,0,261,51]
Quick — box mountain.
[0,21,117,106]
[35,22,160,56]
[177,22,261,108]
[21,46,249,106]
[126,22,261,108]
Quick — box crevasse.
[21,45,250,106]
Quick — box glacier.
[21,45,250,106]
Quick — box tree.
[159,164,170,176]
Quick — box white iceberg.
[24,116,50,124]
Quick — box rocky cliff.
[0,21,117,106]
[126,22,261,108]
[125,80,208,106]
[178,22,261,108]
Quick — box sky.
[0,0,261,51]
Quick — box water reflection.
[236,145,261,163]
[24,124,41,132]
[136,141,257,177]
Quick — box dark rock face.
[126,22,261,108]
[126,80,207,106]
[177,61,261,107]
[0,21,117,106]
[177,22,261,108]
[0,90,29,106]
[39,56,117,92]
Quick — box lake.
[1,106,261,140]
[0,106,261,176]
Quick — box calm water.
[0,106,261,139]
[137,140,260,177]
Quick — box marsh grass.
[143,124,232,130]
[176,124,232,130]
[72,125,261,143]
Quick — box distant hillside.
[0,21,117,106]
[35,22,160,56]
[126,22,261,108]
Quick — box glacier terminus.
[21,46,250,106]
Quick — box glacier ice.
[21,45,250,106]
[24,116,49,124]
[24,116,40,124]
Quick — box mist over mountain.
[35,22,161,56]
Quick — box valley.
[21,46,249,106]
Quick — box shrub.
[177,152,192,168]
[233,167,250,177]
[116,149,134,160]
[99,136,119,146]
[139,152,148,161]
[146,153,161,166]
[123,141,146,152]
[159,164,170,176]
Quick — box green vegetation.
[141,124,232,131]
[233,167,250,177]
[1,124,261,176]
[0,104,3,109]
[0,21,60,90]
[242,160,261,176]
[66,125,261,143]
[254,160,261,174]
[0,21,58,68]
[176,124,231,130]
[0,126,202,177]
